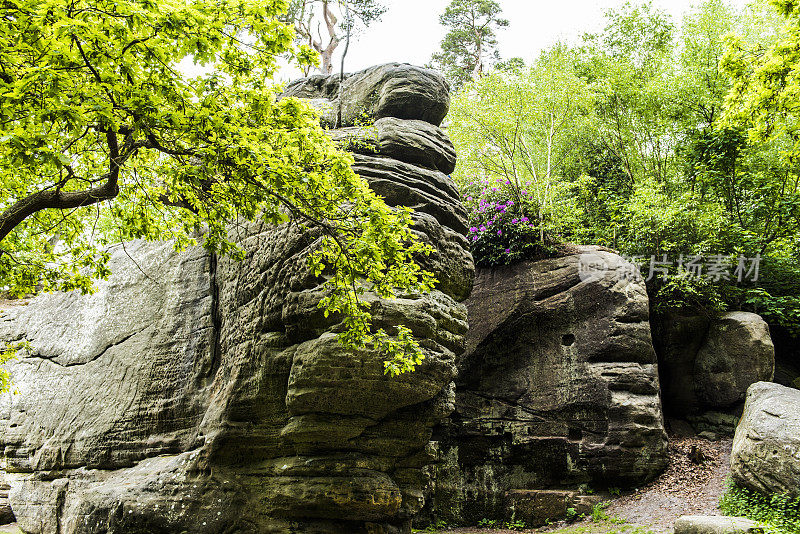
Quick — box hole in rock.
[562,334,576,346]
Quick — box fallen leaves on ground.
[623,438,723,502]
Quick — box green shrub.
[720,481,800,534]
[461,178,556,267]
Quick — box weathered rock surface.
[422,247,668,526]
[0,64,473,534]
[282,63,450,129]
[697,313,775,408]
[731,382,800,498]
[654,312,775,421]
[329,117,457,175]
[674,515,763,534]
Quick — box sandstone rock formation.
[282,63,450,129]
[731,381,800,498]
[654,311,775,431]
[0,63,473,534]
[422,247,668,526]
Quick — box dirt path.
[604,437,732,533]
[419,437,733,534]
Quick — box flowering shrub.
[461,178,555,267]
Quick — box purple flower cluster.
[462,178,539,255]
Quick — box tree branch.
[0,130,130,243]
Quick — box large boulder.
[654,312,774,423]
[731,382,800,498]
[0,64,473,534]
[422,247,668,526]
[696,313,775,408]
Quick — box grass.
[413,515,654,534]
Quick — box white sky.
[331,0,751,73]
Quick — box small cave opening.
[562,334,576,346]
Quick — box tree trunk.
[321,1,339,74]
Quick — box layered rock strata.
[422,247,668,526]
[0,63,473,534]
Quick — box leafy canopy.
[0,0,433,375]
[449,47,594,260]
[448,0,800,334]
[721,0,800,162]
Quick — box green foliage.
[653,271,726,316]
[720,481,800,534]
[461,179,555,267]
[477,518,498,528]
[504,519,527,531]
[597,1,674,77]
[619,180,738,257]
[592,502,611,523]
[474,517,525,530]
[0,0,434,377]
[449,48,593,265]
[728,257,800,336]
[424,519,449,532]
[0,340,27,394]
[566,507,581,522]
[430,0,508,88]
[720,0,800,162]
[444,0,800,336]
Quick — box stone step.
[674,515,763,534]
[505,489,602,527]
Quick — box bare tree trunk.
[472,30,483,79]
[321,1,340,74]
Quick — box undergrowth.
[720,481,800,534]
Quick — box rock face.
[731,382,800,498]
[0,64,473,534]
[654,312,775,429]
[422,247,668,526]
